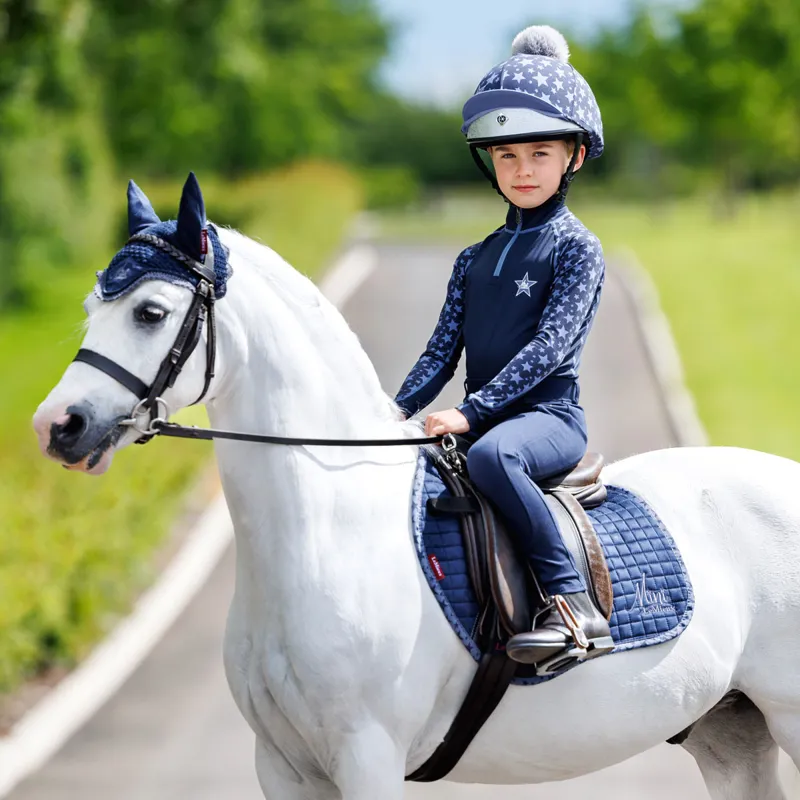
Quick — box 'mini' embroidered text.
[632,573,675,615]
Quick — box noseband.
[73,234,442,449]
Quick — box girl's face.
[488,140,586,208]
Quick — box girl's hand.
[425,408,470,436]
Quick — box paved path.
[10,242,710,799]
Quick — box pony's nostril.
[52,412,87,445]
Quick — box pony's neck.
[201,230,420,609]
[208,229,402,441]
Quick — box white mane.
[216,226,422,437]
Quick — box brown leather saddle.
[427,436,613,643]
[406,434,613,783]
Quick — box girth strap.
[405,612,518,783]
[73,348,149,399]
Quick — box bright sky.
[374,0,693,108]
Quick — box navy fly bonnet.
[97,173,232,301]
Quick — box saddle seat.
[539,451,607,507]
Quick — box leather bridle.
[74,233,442,448]
[74,232,218,443]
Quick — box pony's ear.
[175,172,206,261]
[127,180,161,236]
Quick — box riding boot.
[505,591,614,671]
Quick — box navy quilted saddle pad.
[411,449,694,686]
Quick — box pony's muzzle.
[33,400,114,469]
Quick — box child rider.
[394,25,613,667]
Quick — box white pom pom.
[511,25,570,62]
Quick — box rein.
[149,420,445,447]
[74,233,444,449]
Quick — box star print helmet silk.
[462,25,604,158]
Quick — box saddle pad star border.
[411,449,695,686]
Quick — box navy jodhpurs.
[463,401,589,596]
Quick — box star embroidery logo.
[515,272,537,297]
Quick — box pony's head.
[32,173,231,475]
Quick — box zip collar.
[491,195,565,278]
[504,194,564,233]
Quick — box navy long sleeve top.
[394,197,605,431]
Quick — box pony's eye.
[136,305,167,324]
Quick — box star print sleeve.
[456,233,605,429]
[394,245,477,417]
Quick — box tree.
[0,0,115,309]
[85,0,391,176]
[572,0,800,194]
[346,94,472,185]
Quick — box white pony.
[33,182,800,800]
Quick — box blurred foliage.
[7,0,795,311]
[84,0,389,175]
[2,0,798,311]
[357,165,421,209]
[0,0,116,308]
[346,94,469,185]
[141,161,363,277]
[575,192,800,459]
[0,162,361,695]
[571,0,800,197]
[0,0,388,310]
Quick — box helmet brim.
[465,107,584,148]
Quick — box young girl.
[395,25,612,667]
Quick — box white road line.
[0,495,233,796]
[318,243,378,308]
[615,250,708,447]
[0,241,378,798]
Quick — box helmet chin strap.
[469,131,585,205]
[470,146,509,202]
[556,132,584,202]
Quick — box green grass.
[0,161,362,694]
[578,193,800,460]
[374,189,800,461]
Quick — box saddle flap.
[431,451,532,639]
[467,487,532,638]
[545,490,614,620]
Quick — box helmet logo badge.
[497,114,508,126]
